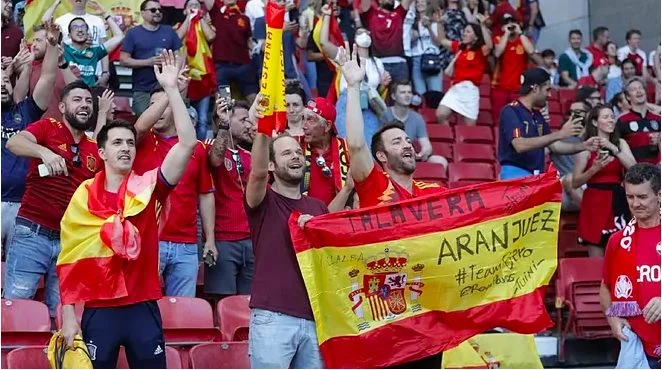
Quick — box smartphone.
[507,25,516,32]
[289,8,300,23]
[218,85,231,101]
[598,150,610,161]
[203,250,216,267]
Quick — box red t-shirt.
[86,170,173,308]
[451,41,488,86]
[626,51,647,76]
[307,149,337,205]
[577,74,599,89]
[492,36,528,93]
[603,225,661,357]
[18,119,101,230]
[361,4,406,58]
[587,44,607,68]
[355,165,446,208]
[210,145,252,241]
[210,4,252,65]
[617,109,661,163]
[28,60,67,120]
[134,132,214,243]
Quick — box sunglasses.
[144,7,162,13]
[315,156,332,178]
[231,150,244,175]
[71,143,81,168]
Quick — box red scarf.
[606,218,644,317]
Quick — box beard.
[388,154,416,175]
[65,109,93,131]
[273,163,303,186]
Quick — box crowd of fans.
[1,0,661,367]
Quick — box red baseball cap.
[306,98,337,133]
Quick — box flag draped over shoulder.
[57,169,165,305]
[289,171,562,368]
[184,14,217,101]
[312,14,343,103]
[257,0,287,135]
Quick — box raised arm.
[338,46,374,182]
[476,14,492,56]
[493,32,509,58]
[155,50,197,185]
[359,0,371,14]
[176,15,191,40]
[436,12,453,51]
[101,15,125,53]
[201,12,216,41]
[11,45,33,103]
[319,5,339,59]
[33,22,60,111]
[134,91,168,138]
[208,97,232,168]
[94,89,115,138]
[203,0,214,11]
[245,95,269,209]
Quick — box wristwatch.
[58,61,69,69]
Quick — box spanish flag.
[289,171,561,368]
[57,169,167,304]
[311,13,343,103]
[184,13,217,101]
[257,0,287,135]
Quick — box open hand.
[44,21,61,46]
[153,50,179,89]
[97,89,115,117]
[643,297,661,324]
[337,45,365,88]
[559,117,583,138]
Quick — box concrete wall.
[588,0,661,54]
[535,0,590,55]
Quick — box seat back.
[426,124,454,143]
[448,162,495,183]
[189,342,250,369]
[557,230,587,258]
[157,297,221,344]
[454,126,494,144]
[555,257,603,307]
[453,143,496,164]
[117,346,182,369]
[413,162,447,185]
[1,299,50,332]
[6,346,50,369]
[217,295,251,341]
[571,282,611,339]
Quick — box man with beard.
[1,0,22,58]
[4,79,101,317]
[616,77,661,164]
[338,46,444,208]
[57,50,197,367]
[245,94,328,368]
[1,22,59,254]
[498,68,600,180]
[130,71,215,297]
[206,99,255,299]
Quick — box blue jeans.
[410,55,442,95]
[499,165,534,180]
[3,218,61,317]
[249,308,324,369]
[158,241,199,297]
[215,62,259,97]
[381,60,409,83]
[1,201,20,255]
[303,57,317,91]
[191,96,211,140]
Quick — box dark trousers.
[81,300,166,369]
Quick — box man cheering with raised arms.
[56,50,197,368]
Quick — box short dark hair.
[624,163,660,194]
[232,100,250,111]
[370,123,406,165]
[285,82,306,105]
[609,91,626,108]
[389,80,412,93]
[575,86,599,103]
[541,49,555,58]
[140,0,158,11]
[268,133,294,162]
[621,58,636,69]
[583,104,620,147]
[569,29,582,39]
[68,17,88,33]
[592,26,608,42]
[97,120,137,149]
[625,29,641,42]
[60,81,93,102]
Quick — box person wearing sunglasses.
[300,97,355,211]
[57,50,197,368]
[120,0,182,116]
[206,98,256,301]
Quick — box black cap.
[519,68,551,95]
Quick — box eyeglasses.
[144,7,162,13]
[71,143,81,168]
[231,150,244,175]
[70,25,88,31]
[315,156,332,178]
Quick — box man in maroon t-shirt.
[206,100,255,298]
[245,94,328,368]
[4,80,100,317]
[58,51,197,368]
[1,0,23,58]
[617,77,661,164]
[204,0,257,102]
[358,0,411,81]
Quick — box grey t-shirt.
[551,136,582,177]
[381,108,428,141]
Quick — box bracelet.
[104,14,112,20]
[58,61,69,69]
[101,71,109,75]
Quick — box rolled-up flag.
[257,0,287,135]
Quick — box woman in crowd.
[404,0,443,97]
[462,0,488,24]
[319,3,391,148]
[175,0,216,140]
[435,16,492,125]
[571,104,636,257]
[438,0,468,76]
[605,41,622,80]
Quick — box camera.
[507,24,516,32]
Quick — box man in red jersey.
[339,45,445,206]
[206,99,255,298]
[491,13,535,124]
[358,0,411,82]
[617,77,661,164]
[577,56,609,98]
[600,163,660,368]
[58,50,197,368]
[587,26,609,67]
[4,78,100,318]
[131,70,215,298]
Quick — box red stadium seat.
[453,143,496,164]
[549,114,564,130]
[5,346,49,369]
[454,126,494,144]
[54,303,84,329]
[548,89,560,102]
[419,108,437,123]
[476,111,494,126]
[430,142,453,160]
[157,297,222,345]
[479,97,492,112]
[1,350,8,368]
[480,74,490,85]
[557,230,587,258]
[448,163,495,185]
[479,83,491,97]
[217,295,251,342]
[1,299,52,347]
[558,88,576,105]
[560,212,579,230]
[1,262,4,291]
[426,124,454,143]
[189,342,250,369]
[117,346,182,369]
[555,257,610,362]
[548,100,562,115]
[413,162,448,185]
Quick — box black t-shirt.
[245,188,328,320]
[306,33,334,98]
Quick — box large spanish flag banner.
[289,171,561,368]
[257,0,287,135]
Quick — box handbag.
[421,48,442,74]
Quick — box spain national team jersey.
[355,165,445,208]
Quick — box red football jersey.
[451,41,488,86]
[355,165,446,208]
[492,36,528,93]
[361,4,406,58]
[210,145,252,241]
